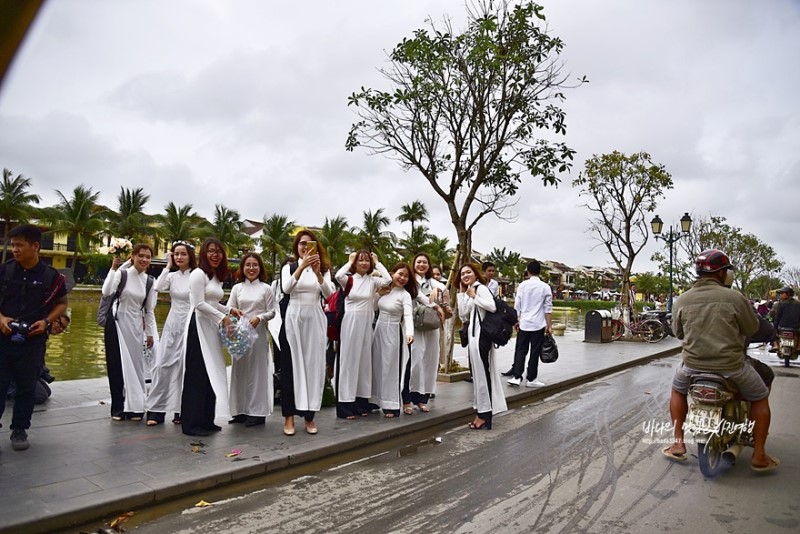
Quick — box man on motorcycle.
[664,249,779,472]
[769,286,800,353]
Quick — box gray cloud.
[0,0,798,274]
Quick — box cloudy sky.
[1,0,798,274]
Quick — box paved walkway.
[0,332,681,533]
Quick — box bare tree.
[782,267,800,289]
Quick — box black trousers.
[104,319,126,417]
[476,332,494,422]
[278,322,314,422]
[511,328,545,381]
[181,316,217,432]
[0,339,45,430]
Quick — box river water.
[44,292,586,381]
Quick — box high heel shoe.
[468,419,492,430]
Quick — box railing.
[41,243,74,253]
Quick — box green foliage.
[319,215,354,269]
[573,150,674,308]
[399,225,431,258]
[41,185,107,273]
[347,0,584,277]
[260,213,296,276]
[0,168,41,262]
[552,299,617,311]
[82,253,112,277]
[632,271,669,298]
[425,235,455,277]
[485,247,527,283]
[574,271,603,296]
[353,208,398,264]
[202,204,247,257]
[396,200,429,235]
[680,214,783,296]
[108,187,151,243]
[157,202,203,245]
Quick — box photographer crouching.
[0,225,67,452]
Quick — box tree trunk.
[440,225,472,373]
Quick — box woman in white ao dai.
[227,253,277,426]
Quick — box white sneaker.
[506,377,522,386]
[526,379,545,388]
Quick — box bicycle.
[610,312,666,343]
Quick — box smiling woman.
[101,243,157,422]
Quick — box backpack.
[476,294,518,347]
[278,262,299,320]
[96,270,154,327]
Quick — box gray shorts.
[672,361,769,401]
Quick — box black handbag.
[540,333,559,363]
[459,322,469,347]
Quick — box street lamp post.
[651,212,692,312]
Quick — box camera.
[9,320,31,344]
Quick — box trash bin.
[584,310,613,343]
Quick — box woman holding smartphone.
[146,241,196,426]
[457,262,507,430]
[280,229,334,436]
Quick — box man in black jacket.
[770,286,800,353]
[0,225,67,451]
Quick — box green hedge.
[553,299,647,313]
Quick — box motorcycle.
[685,374,754,477]
[777,328,798,367]
[640,310,673,337]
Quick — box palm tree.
[426,235,455,279]
[396,200,429,235]
[204,204,247,256]
[0,169,41,262]
[41,185,106,273]
[399,225,431,258]
[157,202,203,244]
[354,208,396,261]
[260,213,295,274]
[107,187,151,242]
[318,215,353,269]
[486,247,526,283]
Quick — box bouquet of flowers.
[99,237,134,257]
[219,316,258,361]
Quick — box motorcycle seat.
[689,373,743,400]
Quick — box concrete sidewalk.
[0,332,680,533]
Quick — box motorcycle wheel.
[698,440,731,478]
[785,357,791,368]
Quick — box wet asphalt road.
[123,354,800,534]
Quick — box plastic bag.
[219,316,258,361]
[540,333,559,363]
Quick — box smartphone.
[306,241,318,256]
